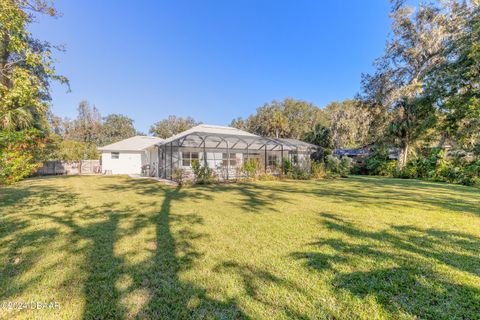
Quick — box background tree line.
[229,98,372,150]
[47,100,140,161]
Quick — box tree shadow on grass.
[193,182,293,213]
[345,176,480,215]
[103,176,291,214]
[293,213,480,319]
[231,176,480,216]
[67,176,480,318]
[213,261,312,319]
[5,174,478,318]
[0,182,79,212]
[223,183,292,213]
[335,266,480,319]
[120,185,249,319]
[2,178,249,319]
[0,182,80,305]
[349,175,480,195]
[28,203,127,319]
[73,178,249,319]
[0,226,60,302]
[101,175,480,217]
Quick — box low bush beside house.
[325,155,352,178]
[242,158,259,179]
[172,168,187,185]
[191,160,216,184]
[311,161,327,179]
[288,165,311,180]
[281,158,293,175]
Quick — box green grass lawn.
[0,175,479,319]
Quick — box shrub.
[281,158,293,175]
[288,165,311,180]
[311,161,327,179]
[395,150,480,187]
[191,160,215,184]
[0,129,45,185]
[397,163,416,179]
[172,168,186,185]
[361,144,479,187]
[339,156,352,177]
[452,160,480,186]
[242,158,258,179]
[325,155,351,177]
[365,145,397,176]
[378,161,397,177]
[269,159,280,173]
[350,161,369,175]
[325,155,341,174]
[400,148,445,179]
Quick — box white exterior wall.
[145,147,159,176]
[145,147,158,167]
[101,151,143,174]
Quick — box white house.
[98,136,164,175]
[97,125,318,179]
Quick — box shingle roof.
[98,136,164,151]
[158,124,258,145]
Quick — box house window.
[222,153,237,166]
[268,154,277,167]
[182,152,199,166]
[292,154,298,164]
[111,152,119,159]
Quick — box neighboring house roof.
[334,148,371,157]
[98,136,164,152]
[334,146,399,160]
[159,124,258,145]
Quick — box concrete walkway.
[128,174,178,186]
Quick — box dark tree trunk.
[437,133,447,149]
[0,33,10,87]
[397,140,409,170]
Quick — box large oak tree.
[361,0,454,168]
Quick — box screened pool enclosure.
[155,125,318,181]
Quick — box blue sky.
[30,1,393,133]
